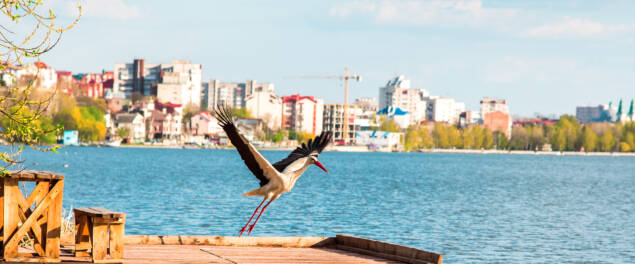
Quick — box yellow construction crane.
[289,68,362,144]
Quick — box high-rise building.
[205,79,273,110]
[323,104,360,144]
[480,97,511,137]
[379,75,429,125]
[281,94,323,135]
[576,105,608,123]
[113,59,202,105]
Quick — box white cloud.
[521,17,629,37]
[67,0,140,20]
[329,0,518,27]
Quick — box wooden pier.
[56,234,443,264]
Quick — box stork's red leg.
[239,199,266,237]
[247,199,273,235]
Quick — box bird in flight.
[212,105,331,236]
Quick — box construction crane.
[289,68,362,145]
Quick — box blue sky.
[32,0,635,116]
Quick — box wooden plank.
[0,177,4,249]
[3,177,20,259]
[125,235,332,248]
[74,212,91,257]
[109,215,126,260]
[4,179,63,252]
[42,171,64,180]
[24,181,49,208]
[34,171,52,180]
[16,194,46,256]
[75,207,124,218]
[45,179,63,259]
[91,223,109,261]
[335,235,443,264]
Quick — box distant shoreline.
[95,144,635,157]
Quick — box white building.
[113,59,202,103]
[379,75,430,125]
[116,113,145,142]
[206,79,274,110]
[425,96,464,124]
[244,85,282,130]
[191,112,223,136]
[1,62,57,91]
[282,94,323,135]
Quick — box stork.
[212,105,331,236]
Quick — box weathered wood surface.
[5,170,64,180]
[75,207,125,219]
[125,235,333,248]
[60,245,403,263]
[334,235,443,264]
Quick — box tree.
[550,127,566,151]
[494,131,509,150]
[378,115,401,132]
[623,132,635,152]
[510,126,529,150]
[0,0,81,173]
[404,125,433,151]
[483,128,494,149]
[117,127,130,140]
[232,107,252,119]
[599,131,616,152]
[580,127,598,152]
[432,123,449,148]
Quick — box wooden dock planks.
[123,245,403,264]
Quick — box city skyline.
[28,0,635,116]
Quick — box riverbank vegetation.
[404,115,635,153]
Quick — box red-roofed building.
[73,71,114,98]
[281,94,323,135]
[56,71,73,95]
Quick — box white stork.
[212,105,331,236]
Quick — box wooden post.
[109,215,126,259]
[45,179,63,259]
[3,178,19,259]
[74,212,91,257]
[91,222,109,260]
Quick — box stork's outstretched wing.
[272,131,331,173]
[213,105,279,187]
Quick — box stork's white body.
[243,155,313,199]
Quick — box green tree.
[510,126,529,150]
[599,131,616,152]
[117,127,130,140]
[550,127,566,151]
[432,123,449,148]
[232,107,252,119]
[494,131,509,150]
[378,115,401,132]
[580,127,598,152]
[623,132,634,152]
[483,128,494,149]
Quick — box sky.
[14,0,635,116]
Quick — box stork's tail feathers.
[243,188,264,197]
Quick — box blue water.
[7,147,635,263]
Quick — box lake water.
[8,146,635,263]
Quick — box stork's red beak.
[314,160,328,173]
